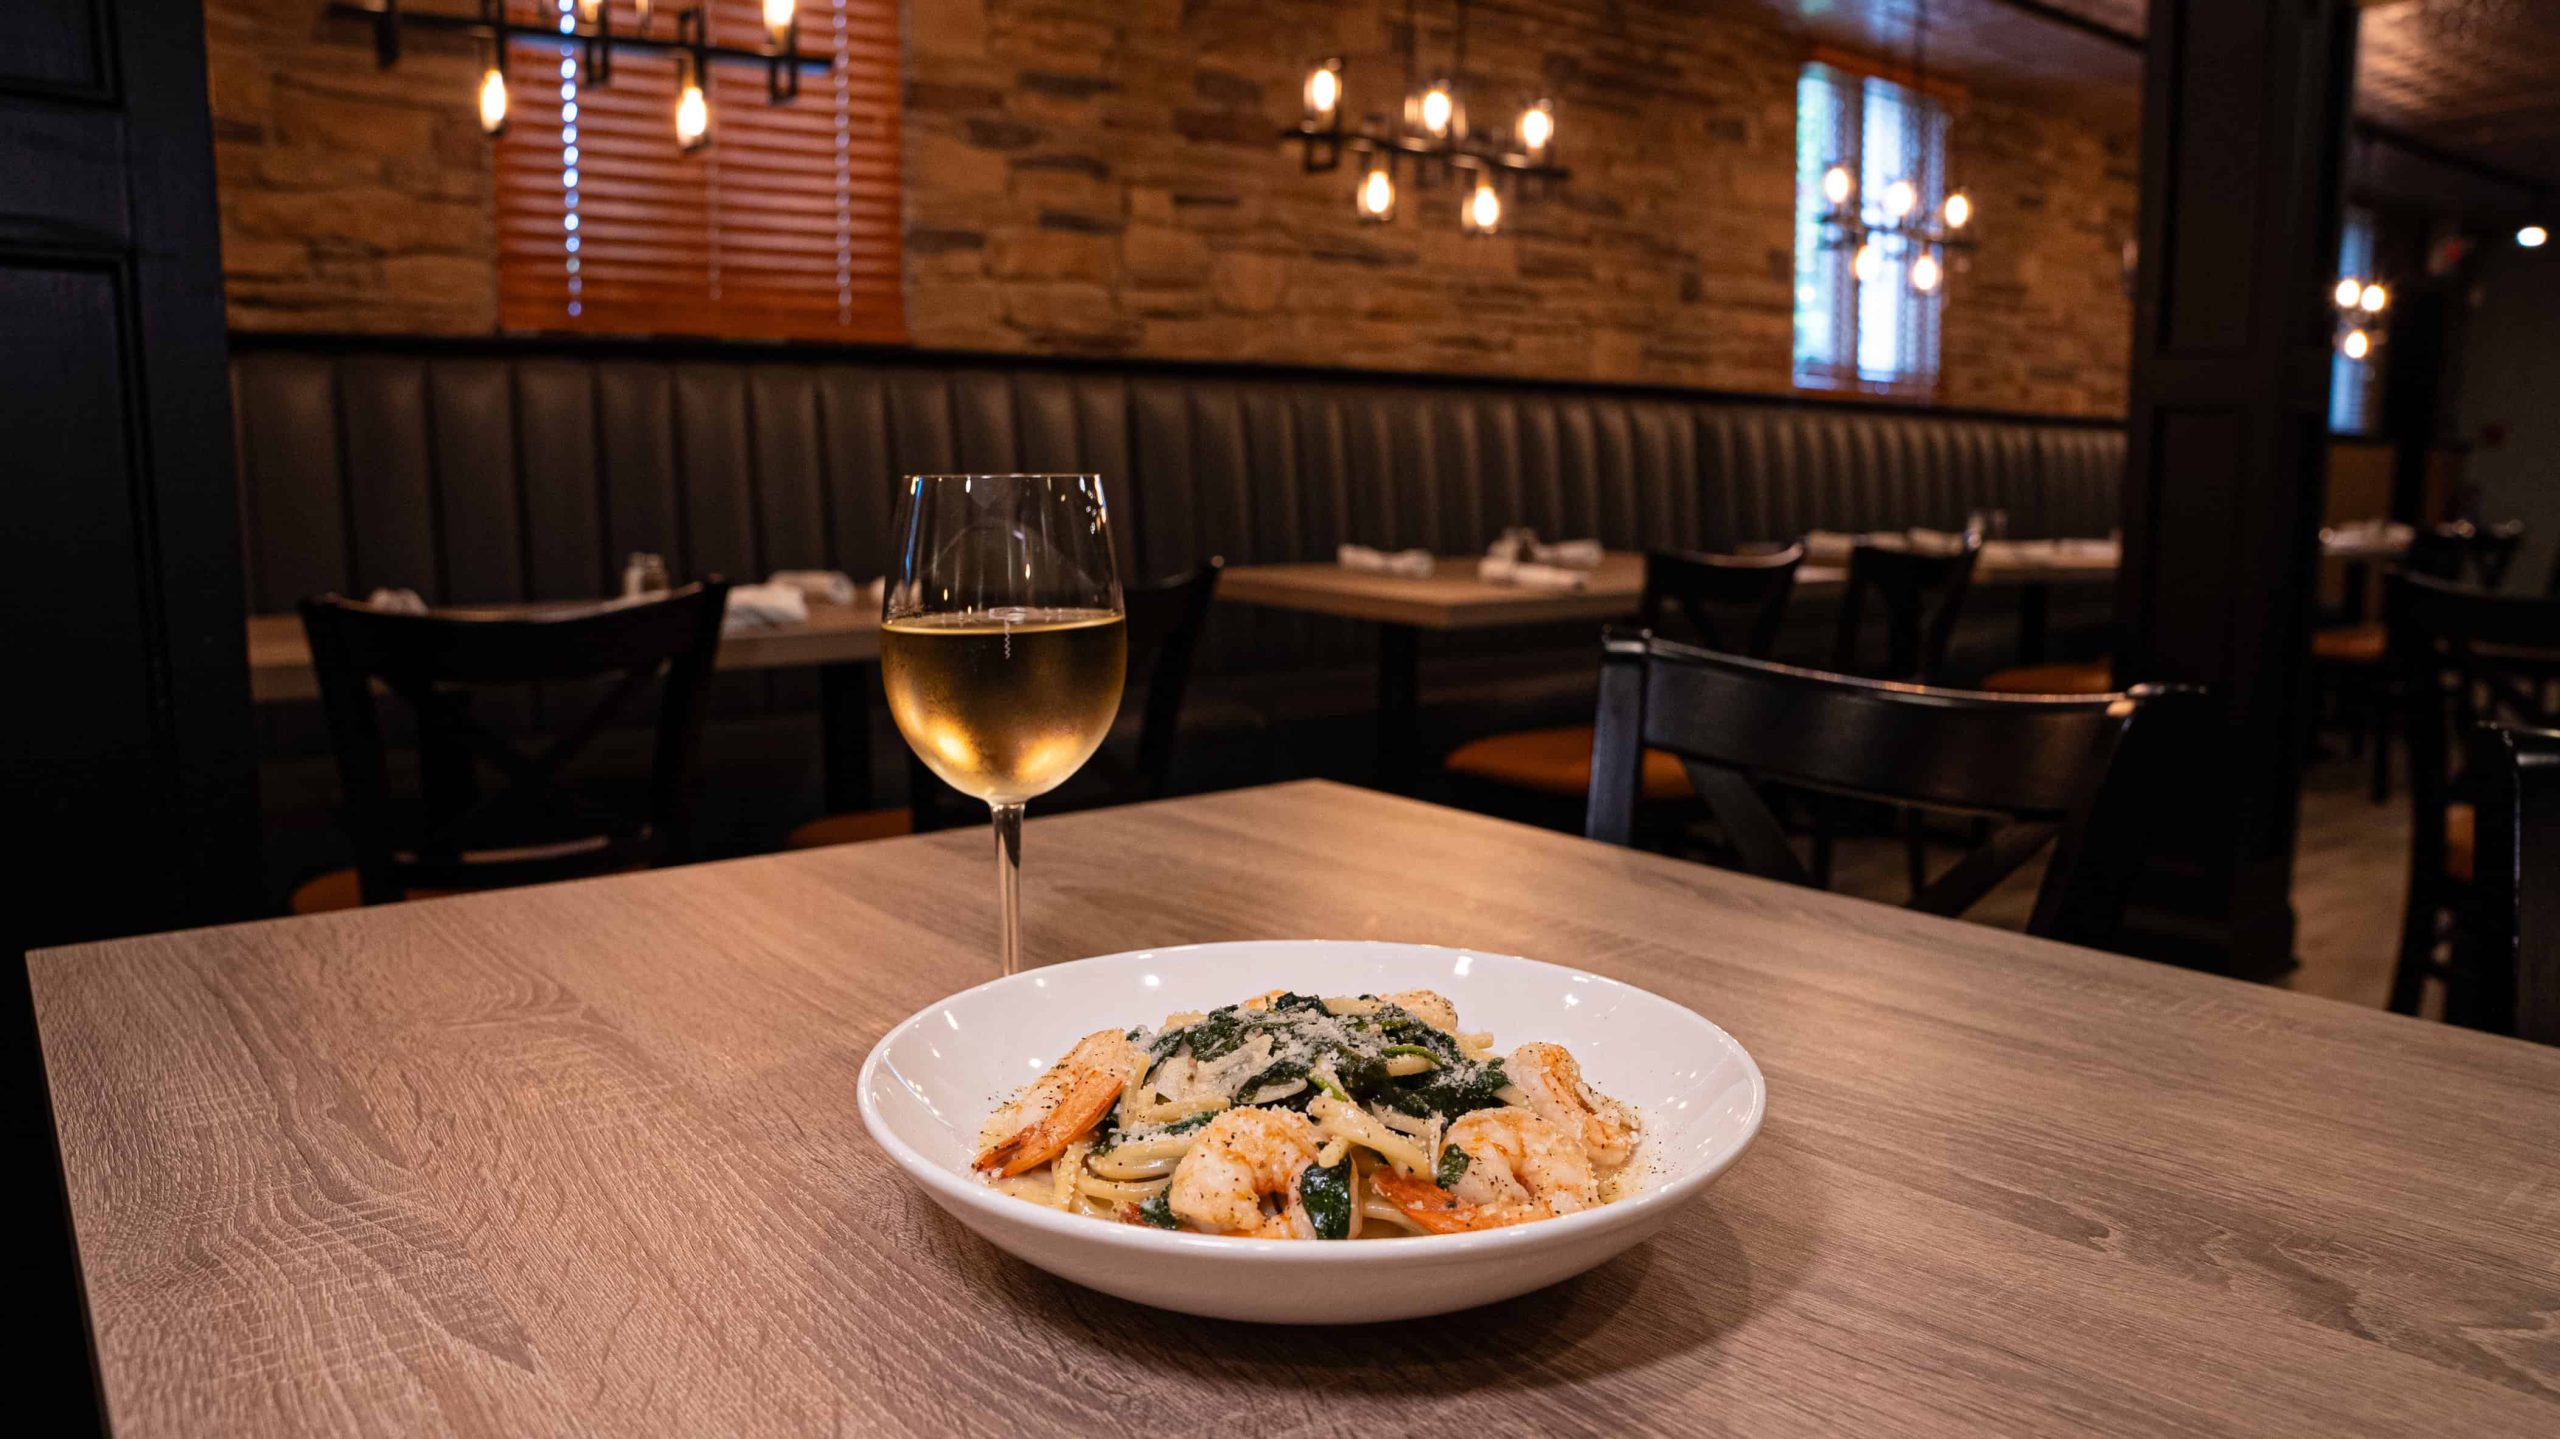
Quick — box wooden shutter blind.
[495,0,903,342]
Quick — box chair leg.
[1904,809,1930,902]
[2388,886,2436,1016]
[2369,685,2393,805]
[1810,822,1834,889]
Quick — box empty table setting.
[27,782,2560,1435]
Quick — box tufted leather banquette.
[229,337,2122,676]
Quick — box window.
[1793,61,1946,397]
[496,0,904,342]
[2330,208,2380,434]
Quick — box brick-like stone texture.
[206,0,2133,416]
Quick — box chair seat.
[1444,725,1691,802]
[2446,802,2474,884]
[288,868,464,914]
[1979,659,2114,695]
[786,808,917,850]
[2311,622,2387,665]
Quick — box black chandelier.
[331,0,831,152]
[1811,0,1976,295]
[1282,0,1567,235]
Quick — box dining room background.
[203,0,2137,417]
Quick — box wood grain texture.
[245,601,881,704]
[28,781,2560,1437]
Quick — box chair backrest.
[2407,520,2526,590]
[1639,545,1802,659]
[2470,725,2560,1046]
[1587,629,2196,949]
[2389,573,2560,893]
[911,559,1225,828]
[1831,536,1983,682]
[299,582,731,904]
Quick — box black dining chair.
[2318,520,2528,803]
[2387,572,2560,1024]
[295,582,732,911]
[1832,536,1983,683]
[1586,628,2197,950]
[790,559,1227,845]
[1443,545,1803,814]
[2469,725,2560,1047]
[1818,536,1986,895]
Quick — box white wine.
[881,609,1128,805]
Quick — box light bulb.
[676,80,710,149]
[763,0,794,43]
[1853,241,1882,285]
[1357,163,1396,222]
[1822,164,1853,208]
[1943,190,1971,230]
[1304,60,1341,124]
[1419,82,1454,139]
[1911,250,1942,293]
[1518,99,1553,157]
[2334,277,2362,308]
[2342,328,2371,360]
[1883,179,1917,220]
[478,66,508,135]
[2359,282,2387,313]
[577,0,601,20]
[1464,178,1502,235]
[2521,224,2551,249]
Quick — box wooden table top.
[244,601,881,703]
[1219,542,2121,629]
[29,782,2560,1436]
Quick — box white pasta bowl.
[856,939,1766,1324]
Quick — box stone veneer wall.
[206,0,2136,417]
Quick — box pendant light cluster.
[1813,0,1975,295]
[1286,0,1567,235]
[335,0,829,153]
[2333,273,2389,360]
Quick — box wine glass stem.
[991,801,1025,976]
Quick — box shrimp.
[1507,1041,1642,1172]
[1368,1108,1596,1233]
[1166,1107,1323,1237]
[1381,989,1461,1033]
[974,1030,1143,1178]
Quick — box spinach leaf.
[1183,1006,1250,1061]
[1435,1144,1470,1189]
[1134,1191,1177,1229]
[1238,1058,1310,1104]
[1299,1159,1353,1240]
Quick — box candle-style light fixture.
[333,0,828,154]
[2334,268,2389,359]
[1813,0,1977,295]
[1284,0,1567,233]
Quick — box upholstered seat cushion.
[1444,725,1692,802]
[1980,659,2114,695]
[2311,623,2387,665]
[2445,802,2474,884]
[786,808,917,850]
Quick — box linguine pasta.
[972,989,1642,1238]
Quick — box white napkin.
[364,587,428,615]
[1531,537,1603,569]
[767,568,863,606]
[1339,544,1434,578]
[723,581,810,631]
[1477,556,1590,592]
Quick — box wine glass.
[880,475,1127,976]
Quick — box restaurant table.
[244,601,883,811]
[1218,543,2118,786]
[28,781,2560,1436]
